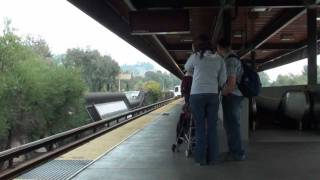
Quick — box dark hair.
[217,38,231,49]
[194,34,213,59]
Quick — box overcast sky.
[0,0,318,81]
[0,0,166,71]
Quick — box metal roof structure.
[67,0,320,83]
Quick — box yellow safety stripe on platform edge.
[56,99,182,161]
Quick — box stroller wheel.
[171,144,176,152]
[185,149,191,158]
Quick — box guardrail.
[0,98,175,179]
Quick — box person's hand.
[222,89,229,96]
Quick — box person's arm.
[181,77,185,96]
[184,54,194,73]
[222,75,237,95]
[218,59,227,91]
[222,57,238,96]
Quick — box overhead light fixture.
[180,39,193,42]
[280,33,294,41]
[251,8,268,12]
[317,17,320,21]
[233,31,242,38]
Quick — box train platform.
[16,99,320,180]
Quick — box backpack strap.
[225,53,243,86]
[226,53,243,65]
[226,53,239,60]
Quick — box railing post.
[307,7,317,85]
[75,134,80,140]
[8,158,13,169]
[47,144,53,152]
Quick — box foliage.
[143,81,161,103]
[270,73,307,86]
[260,65,320,87]
[143,71,180,91]
[119,69,181,92]
[259,72,271,87]
[24,36,52,59]
[0,20,88,149]
[302,65,320,83]
[121,62,154,76]
[62,48,120,92]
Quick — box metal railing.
[0,98,174,179]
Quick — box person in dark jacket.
[181,71,193,104]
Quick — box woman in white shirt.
[185,34,227,165]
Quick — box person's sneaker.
[233,154,246,161]
[194,160,207,166]
[196,162,207,166]
[224,153,247,161]
[209,159,223,166]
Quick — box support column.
[307,8,318,85]
[250,51,257,69]
[223,9,231,44]
[250,51,257,131]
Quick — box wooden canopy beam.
[257,40,320,71]
[238,8,306,58]
[166,42,304,51]
[258,47,307,71]
[130,0,317,9]
[129,10,190,35]
[234,43,305,50]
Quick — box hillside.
[121,62,154,77]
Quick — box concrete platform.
[16,100,181,180]
[71,101,320,180]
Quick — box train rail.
[0,98,175,179]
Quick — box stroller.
[171,103,195,157]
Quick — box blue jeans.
[190,93,219,164]
[222,94,245,158]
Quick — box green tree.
[259,72,271,87]
[143,81,161,103]
[0,19,33,148]
[267,65,320,86]
[271,73,307,86]
[144,71,180,91]
[0,20,88,150]
[132,75,144,90]
[301,65,320,83]
[62,48,120,92]
[24,36,52,59]
[145,71,163,85]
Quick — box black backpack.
[227,54,261,98]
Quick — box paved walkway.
[16,100,181,180]
[71,100,320,180]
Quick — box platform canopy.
[67,0,320,79]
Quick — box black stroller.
[171,103,195,157]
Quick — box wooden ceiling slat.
[130,10,190,35]
[238,8,306,58]
[69,0,319,73]
[129,0,319,9]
